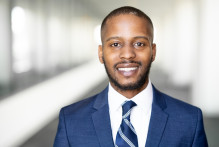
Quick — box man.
[54,6,208,147]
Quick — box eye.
[111,43,121,47]
[134,42,144,47]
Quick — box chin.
[115,82,142,91]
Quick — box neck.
[110,79,149,99]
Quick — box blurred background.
[0,0,218,146]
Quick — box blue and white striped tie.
[115,100,138,147]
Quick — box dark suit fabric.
[54,86,208,147]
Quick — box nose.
[119,45,136,60]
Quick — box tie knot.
[122,100,136,118]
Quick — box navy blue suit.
[54,85,208,147]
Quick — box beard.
[102,56,153,91]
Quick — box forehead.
[106,14,149,29]
[102,14,153,41]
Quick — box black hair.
[101,6,154,42]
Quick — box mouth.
[118,67,138,71]
[115,62,141,77]
[117,67,138,77]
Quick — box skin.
[98,14,156,98]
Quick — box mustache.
[113,60,142,68]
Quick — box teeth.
[118,67,137,71]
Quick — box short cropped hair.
[101,6,154,43]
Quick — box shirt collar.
[108,80,153,114]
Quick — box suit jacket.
[54,85,208,147]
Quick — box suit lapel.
[145,86,169,147]
[92,87,114,147]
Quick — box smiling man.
[99,11,156,99]
[54,6,208,147]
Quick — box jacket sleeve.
[54,108,70,147]
[192,108,208,147]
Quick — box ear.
[152,43,156,62]
[98,45,104,64]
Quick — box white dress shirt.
[108,80,153,147]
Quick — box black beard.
[102,57,152,91]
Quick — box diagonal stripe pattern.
[116,100,138,147]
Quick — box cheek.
[137,51,152,62]
[104,51,119,63]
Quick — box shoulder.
[153,87,202,117]
[164,92,201,116]
[60,86,108,115]
[159,92,204,128]
[60,94,99,117]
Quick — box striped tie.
[115,100,138,147]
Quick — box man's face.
[98,14,156,91]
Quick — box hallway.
[1,0,219,146]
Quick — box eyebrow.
[134,36,150,41]
[105,36,120,42]
[105,36,150,42]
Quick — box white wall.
[192,0,219,116]
[0,0,11,87]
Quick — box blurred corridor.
[0,0,219,146]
